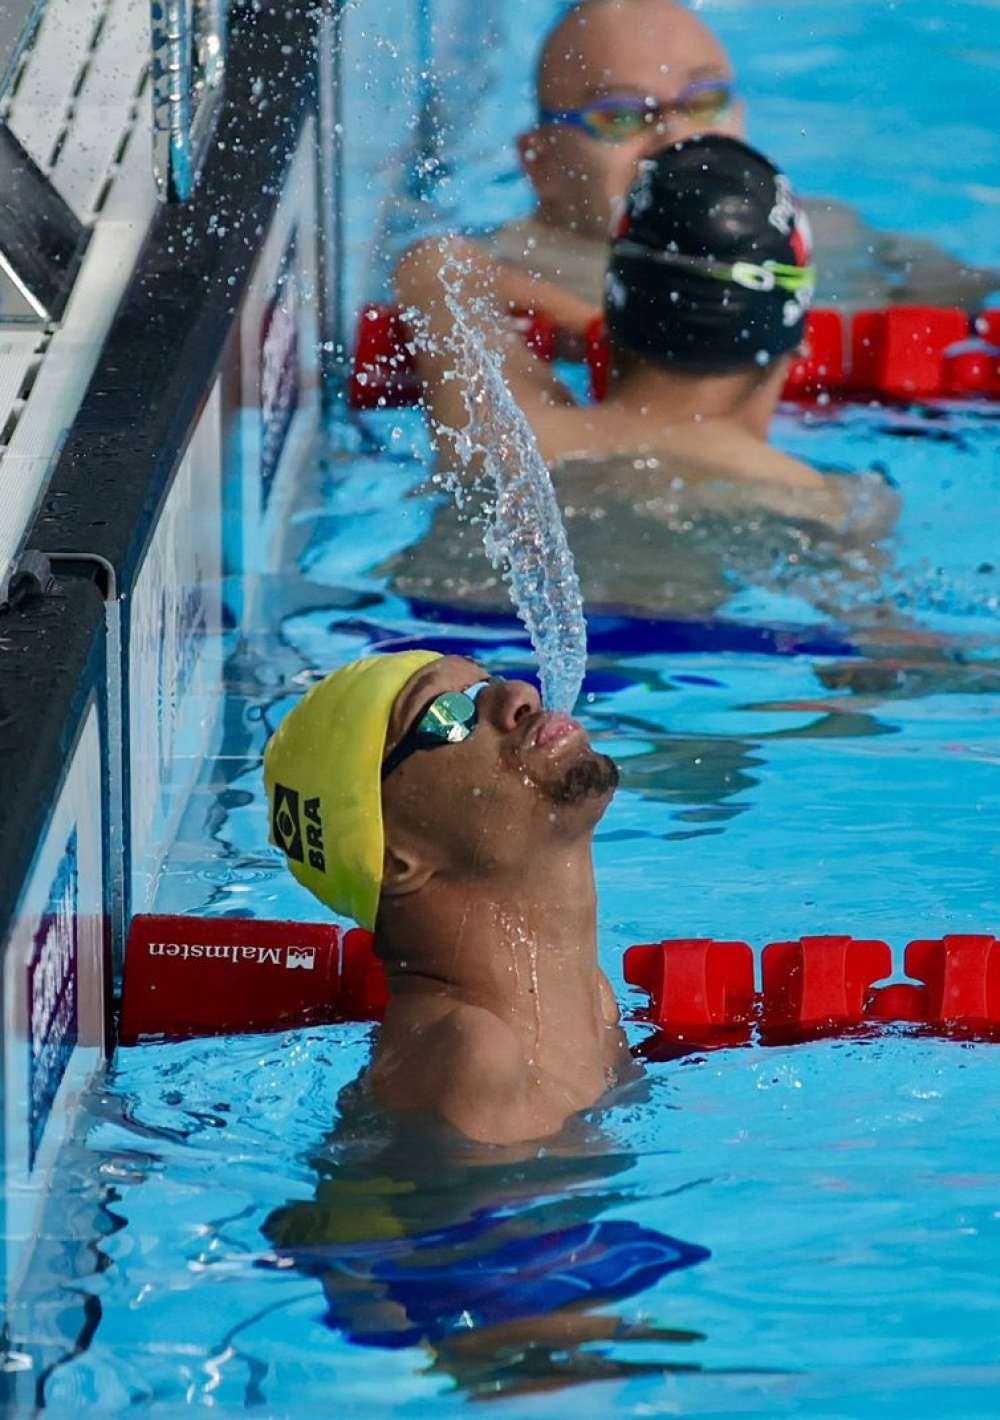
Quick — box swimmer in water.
[400,136,840,487]
[262,1107,711,1388]
[476,0,997,315]
[394,136,899,624]
[264,650,632,1146]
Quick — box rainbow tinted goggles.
[538,80,735,144]
[381,680,492,780]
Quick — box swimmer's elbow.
[395,235,484,305]
[395,235,446,282]
[395,240,440,311]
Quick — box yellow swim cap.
[263,651,442,929]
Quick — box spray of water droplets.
[409,250,587,712]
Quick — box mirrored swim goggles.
[382,679,493,780]
[538,80,735,144]
[611,241,815,298]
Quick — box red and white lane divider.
[625,933,1000,1045]
[121,916,1000,1048]
[349,302,1000,410]
[119,915,387,1044]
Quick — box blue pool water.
[18,1,1000,1413]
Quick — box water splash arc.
[426,255,588,713]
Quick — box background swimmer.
[265,651,634,1146]
[399,137,854,490]
[390,136,898,619]
[482,0,998,313]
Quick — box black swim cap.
[604,135,815,374]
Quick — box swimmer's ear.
[380,840,435,901]
[517,128,543,176]
[726,96,748,141]
[518,127,563,207]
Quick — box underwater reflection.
[384,452,896,624]
[743,648,1000,737]
[259,1081,712,1399]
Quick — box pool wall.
[0,0,334,1324]
[0,580,110,1321]
[1,0,550,1340]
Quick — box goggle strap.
[613,241,815,296]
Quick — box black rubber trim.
[0,575,107,938]
[29,0,319,584]
[0,126,88,320]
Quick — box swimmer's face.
[380,655,618,886]
[520,0,744,239]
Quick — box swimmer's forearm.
[395,236,575,462]
[489,261,599,337]
[397,235,595,336]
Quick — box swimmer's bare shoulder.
[651,422,824,492]
[371,1002,549,1145]
[536,408,830,500]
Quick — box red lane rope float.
[119,915,387,1044]
[121,916,1000,1047]
[349,301,1000,411]
[624,933,1000,1047]
[350,305,422,409]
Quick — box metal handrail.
[0,0,46,102]
[151,0,228,202]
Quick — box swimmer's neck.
[376,850,607,1043]
[607,357,788,439]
